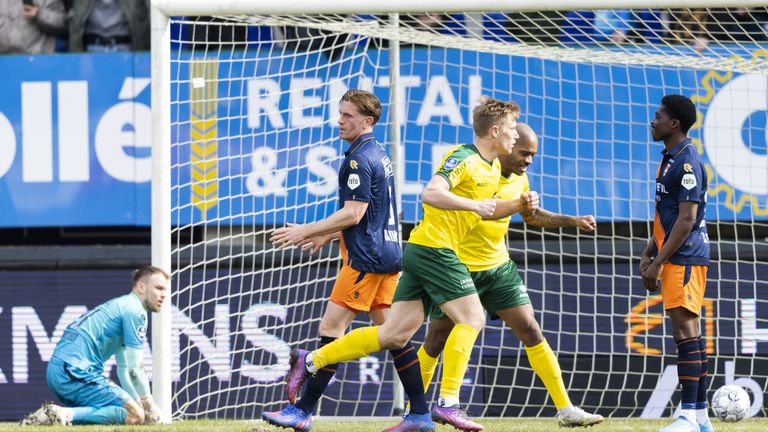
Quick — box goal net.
[157,4,768,420]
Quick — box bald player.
[418,123,605,428]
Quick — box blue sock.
[676,336,701,411]
[408,412,433,422]
[696,336,708,410]
[72,406,127,424]
[390,341,429,415]
[295,336,337,414]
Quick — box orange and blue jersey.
[653,138,709,266]
[337,132,402,274]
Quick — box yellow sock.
[312,326,380,370]
[417,345,439,393]
[439,324,478,400]
[525,340,571,409]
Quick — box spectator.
[667,9,711,52]
[67,0,149,52]
[593,10,631,44]
[0,0,66,54]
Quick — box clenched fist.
[520,191,539,212]
[474,198,497,218]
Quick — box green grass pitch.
[1,418,767,431]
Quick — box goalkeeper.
[21,266,167,426]
[418,123,604,428]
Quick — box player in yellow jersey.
[417,123,605,428]
[282,97,521,432]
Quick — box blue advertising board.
[0,48,766,227]
[0,265,765,420]
[0,53,151,227]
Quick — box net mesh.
[167,10,768,419]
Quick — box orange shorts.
[660,263,707,315]
[330,265,399,313]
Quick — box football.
[711,384,750,422]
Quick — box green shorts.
[431,260,531,320]
[393,243,477,316]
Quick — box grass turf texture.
[1,418,767,431]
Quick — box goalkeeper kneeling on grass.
[21,266,168,426]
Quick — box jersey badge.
[137,325,147,341]
[347,174,360,190]
[684,163,693,173]
[350,160,358,170]
[443,157,458,170]
[681,173,697,190]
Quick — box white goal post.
[151,0,768,423]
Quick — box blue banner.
[1,265,765,420]
[0,53,151,227]
[1,48,766,226]
[171,47,768,225]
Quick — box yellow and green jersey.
[459,172,530,272]
[408,144,500,251]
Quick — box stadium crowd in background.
[2,6,766,55]
[254,9,768,52]
[0,0,149,53]
[536,8,767,49]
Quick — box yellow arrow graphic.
[189,60,219,220]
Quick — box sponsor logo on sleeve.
[459,278,474,291]
[681,173,697,190]
[350,160,358,170]
[684,163,693,173]
[347,174,360,190]
[443,157,458,170]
